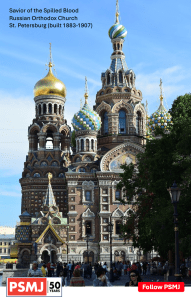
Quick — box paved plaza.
[64,271,191,287]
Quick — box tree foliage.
[117,94,191,259]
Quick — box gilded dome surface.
[34,63,66,98]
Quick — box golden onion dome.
[34,62,66,98]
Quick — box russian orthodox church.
[15,1,163,265]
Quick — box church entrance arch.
[41,250,50,264]
[83,251,94,263]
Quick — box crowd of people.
[27,259,191,287]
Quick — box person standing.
[27,261,43,277]
[93,268,107,287]
[67,261,72,279]
[125,270,142,286]
[63,263,68,286]
[46,261,51,277]
[41,263,47,277]
[69,269,85,287]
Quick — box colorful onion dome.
[34,62,66,98]
[72,102,101,132]
[108,23,127,40]
[147,80,172,132]
[72,78,101,132]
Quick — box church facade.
[14,2,159,266]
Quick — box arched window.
[59,105,61,114]
[119,110,126,134]
[116,221,122,235]
[85,221,91,234]
[48,103,52,113]
[103,112,108,135]
[136,111,141,135]
[81,139,84,151]
[86,139,89,151]
[54,104,57,114]
[85,191,91,202]
[79,167,86,172]
[115,190,121,200]
[117,43,120,50]
[39,105,41,115]
[77,140,79,152]
[91,168,97,173]
[119,71,123,83]
[107,73,110,85]
[91,139,94,151]
[43,104,46,114]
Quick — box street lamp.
[167,181,181,282]
[108,220,114,282]
[85,234,90,264]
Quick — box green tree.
[117,93,191,259]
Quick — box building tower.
[147,79,172,136]
[94,0,146,151]
[19,44,70,216]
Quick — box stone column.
[37,133,47,149]
[108,113,119,135]
[53,133,61,150]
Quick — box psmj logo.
[7,278,62,297]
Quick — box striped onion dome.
[108,22,127,40]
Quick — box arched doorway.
[41,250,50,264]
[83,251,94,263]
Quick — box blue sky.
[0,0,191,227]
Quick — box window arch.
[48,103,52,114]
[136,111,141,135]
[119,71,123,83]
[107,73,110,85]
[91,139,94,151]
[54,104,57,114]
[81,139,84,151]
[39,105,41,115]
[119,109,126,134]
[103,111,108,135]
[43,104,46,114]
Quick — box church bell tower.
[19,44,71,216]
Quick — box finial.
[48,172,52,184]
[84,76,89,104]
[159,78,163,105]
[115,0,120,23]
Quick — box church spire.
[159,78,164,106]
[43,172,57,207]
[84,76,89,105]
[115,0,120,23]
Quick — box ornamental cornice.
[34,95,66,103]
